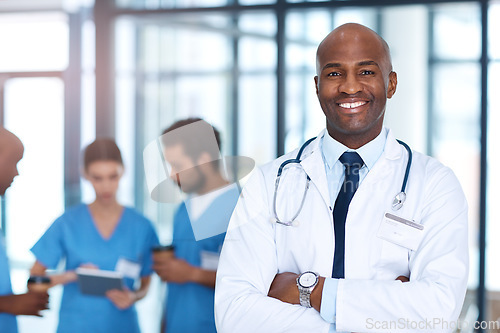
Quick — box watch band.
[298,287,313,308]
[296,271,319,308]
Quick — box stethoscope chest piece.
[392,192,406,211]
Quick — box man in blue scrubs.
[0,128,49,333]
[153,118,239,333]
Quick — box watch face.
[299,272,317,288]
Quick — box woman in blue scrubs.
[30,138,159,333]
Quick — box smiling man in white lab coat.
[215,23,468,333]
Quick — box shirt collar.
[321,127,388,171]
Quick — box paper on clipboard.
[76,268,124,296]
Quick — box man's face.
[163,144,205,194]
[0,143,24,195]
[314,26,397,147]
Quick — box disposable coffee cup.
[152,245,175,262]
[27,276,51,293]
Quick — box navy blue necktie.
[332,152,364,278]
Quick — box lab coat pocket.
[377,240,411,280]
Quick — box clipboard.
[76,268,124,296]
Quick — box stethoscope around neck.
[272,137,413,226]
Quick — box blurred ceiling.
[0,0,63,11]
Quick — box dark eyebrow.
[322,60,380,71]
[358,60,380,67]
[321,63,341,71]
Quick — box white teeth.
[339,101,367,109]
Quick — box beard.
[177,165,206,194]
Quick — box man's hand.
[0,292,49,316]
[153,257,196,283]
[106,288,136,310]
[267,272,300,304]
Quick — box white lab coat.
[215,129,468,333]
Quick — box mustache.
[333,93,371,103]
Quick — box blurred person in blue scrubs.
[0,128,49,333]
[30,138,159,333]
[153,118,240,333]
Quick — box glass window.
[286,10,331,48]
[0,13,68,72]
[239,37,276,71]
[169,30,231,72]
[381,5,429,153]
[173,75,230,127]
[431,6,482,269]
[486,2,500,323]
[333,8,378,28]
[432,64,480,140]
[490,3,500,59]
[113,18,136,207]
[487,63,500,292]
[236,13,277,164]
[5,77,65,332]
[285,43,316,72]
[288,0,328,3]
[285,73,323,153]
[238,75,276,164]
[116,0,228,9]
[113,78,135,207]
[426,4,482,322]
[433,3,481,60]
[240,0,275,5]
[4,77,65,265]
[166,0,228,7]
[239,12,276,36]
[81,19,97,203]
[139,25,232,73]
[432,64,481,292]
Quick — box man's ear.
[314,76,319,96]
[387,71,398,99]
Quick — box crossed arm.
[267,273,409,313]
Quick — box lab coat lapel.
[299,131,331,209]
[357,129,404,190]
[383,129,404,161]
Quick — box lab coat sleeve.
[335,166,469,333]
[215,168,330,333]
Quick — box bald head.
[0,128,22,149]
[0,128,24,195]
[316,23,392,75]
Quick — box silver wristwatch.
[296,271,319,308]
